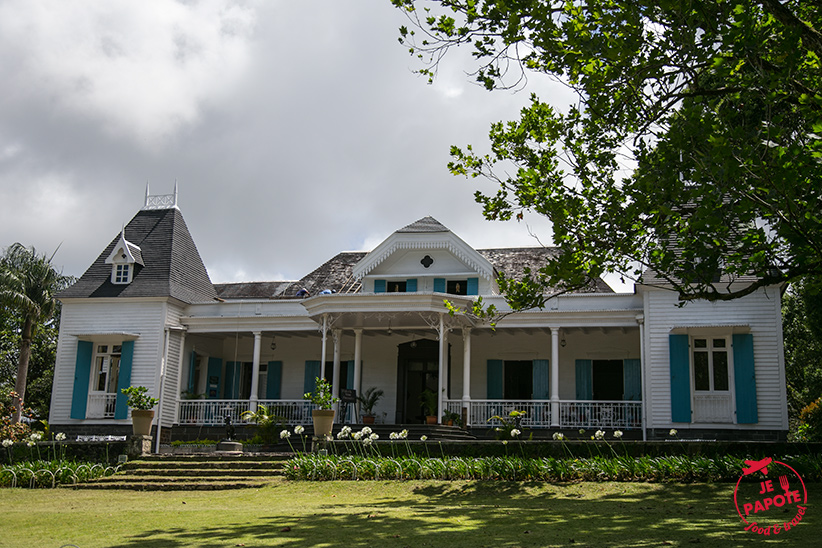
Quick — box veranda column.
[637,315,647,441]
[249,331,262,409]
[437,314,448,423]
[550,326,561,427]
[332,329,342,420]
[353,328,362,402]
[462,327,472,426]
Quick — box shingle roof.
[214,281,296,299]
[59,208,217,303]
[478,247,613,293]
[396,216,450,233]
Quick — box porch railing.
[445,399,642,429]
[178,399,316,426]
[86,393,117,419]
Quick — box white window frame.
[691,336,731,393]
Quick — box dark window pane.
[387,281,406,293]
[713,352,729,391]
[693,352,710,390]
[713,339,726,348]
[447,280,467,295]
[694,339,707,348]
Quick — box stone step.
[67,480,270,491]
[122,460,285,470]
[126,468,280,477]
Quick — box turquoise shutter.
[304,361,321,394]
[266,361,282,400]
[406,279,417,292]
[114,340,134,419]
[487,359,503,399]
[433,278,446,293]
[623,359,642,401]
[575,359,593,400]
[374,279,386,293]
[733,334,758,424]
[669,334,692,423]
[187,351,197,392]
[346,360,355,389]
[206,357,222,399]
[70,340,93,419]
[467,277,479,295]
[532,359,550,399]
[224,362,237,399]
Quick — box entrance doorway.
[592,360,624,400]
[396,339,449,423]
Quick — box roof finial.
[145,182,150,208]
[174,179,178,208]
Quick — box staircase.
[68,454,288,491]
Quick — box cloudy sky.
[1,1,616,290]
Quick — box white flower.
[26,440,35,447]
[578,429,586,435]
[510,429,521,438]
[390,432,399,440]
[30,432,42,441]
[420,435,428,441]
[363,438,373,446]
[280,429,291,439]
[613,430,623,439]
[353,432,363,440]
[552,432,565,441]
[400,429,408,439]
[594,429,605,440]
[2,439,13,448]
[669,428,678,437]
[502,440,508,445]
[369,433,379,441]
[55,432,66,442]
[361,426,372,436]
[294,425,305,435]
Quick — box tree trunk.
[12,317,33,424]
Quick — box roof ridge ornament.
[142,180,179,210]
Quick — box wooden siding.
[49,300,168,424]
[643,287,786,431]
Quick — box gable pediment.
[352,217,496,281]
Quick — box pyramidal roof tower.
[59,185,217,303]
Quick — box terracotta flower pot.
[131,409,155,437]
[425,415,437,425]
[361,415,376,424]
[312,409,336,437]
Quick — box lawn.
[0,480,817,547]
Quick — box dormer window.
[105,228,143,285]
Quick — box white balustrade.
[86,393,117,419]
[178,400,315,426]
[445,399,642,430]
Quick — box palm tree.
[0,243,71,423]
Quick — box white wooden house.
[49,191,789,441]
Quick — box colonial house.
[49,190,789,443]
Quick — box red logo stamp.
[733,457,808,535]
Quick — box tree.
[0,244,71,423]
[391,0,822,306]
[782,277,822,428]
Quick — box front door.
[396,339,447,423]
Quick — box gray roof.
[59,208,217,303]
[396,216,450,233]
[479,247,613,293]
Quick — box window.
[692,338,729,392]
[447,280,467,295]
[114,264,131,284]
[387,281,407,293]
[92,344,122,393]
[503,360,533,399]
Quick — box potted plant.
[419,389,438,424]
[121,386,159,437]
[304,377,339,436]
[442,410,462,427]
[357,387,384,424]
[240,404,285,446]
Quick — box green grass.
[0,480,818,547]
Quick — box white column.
[320,314,328,376]
[332,329,341,400]
[462,327,472,426]
[637,315,647,441]
[437,315,448,423]
[249,331,262,406]
[551,326,561,427]
[353,328,363,402]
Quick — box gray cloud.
[1,1,594,289]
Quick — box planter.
[312,409,336,436]
[131,409,155,437]
[361,415,376,425]
[425,415,437,425]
